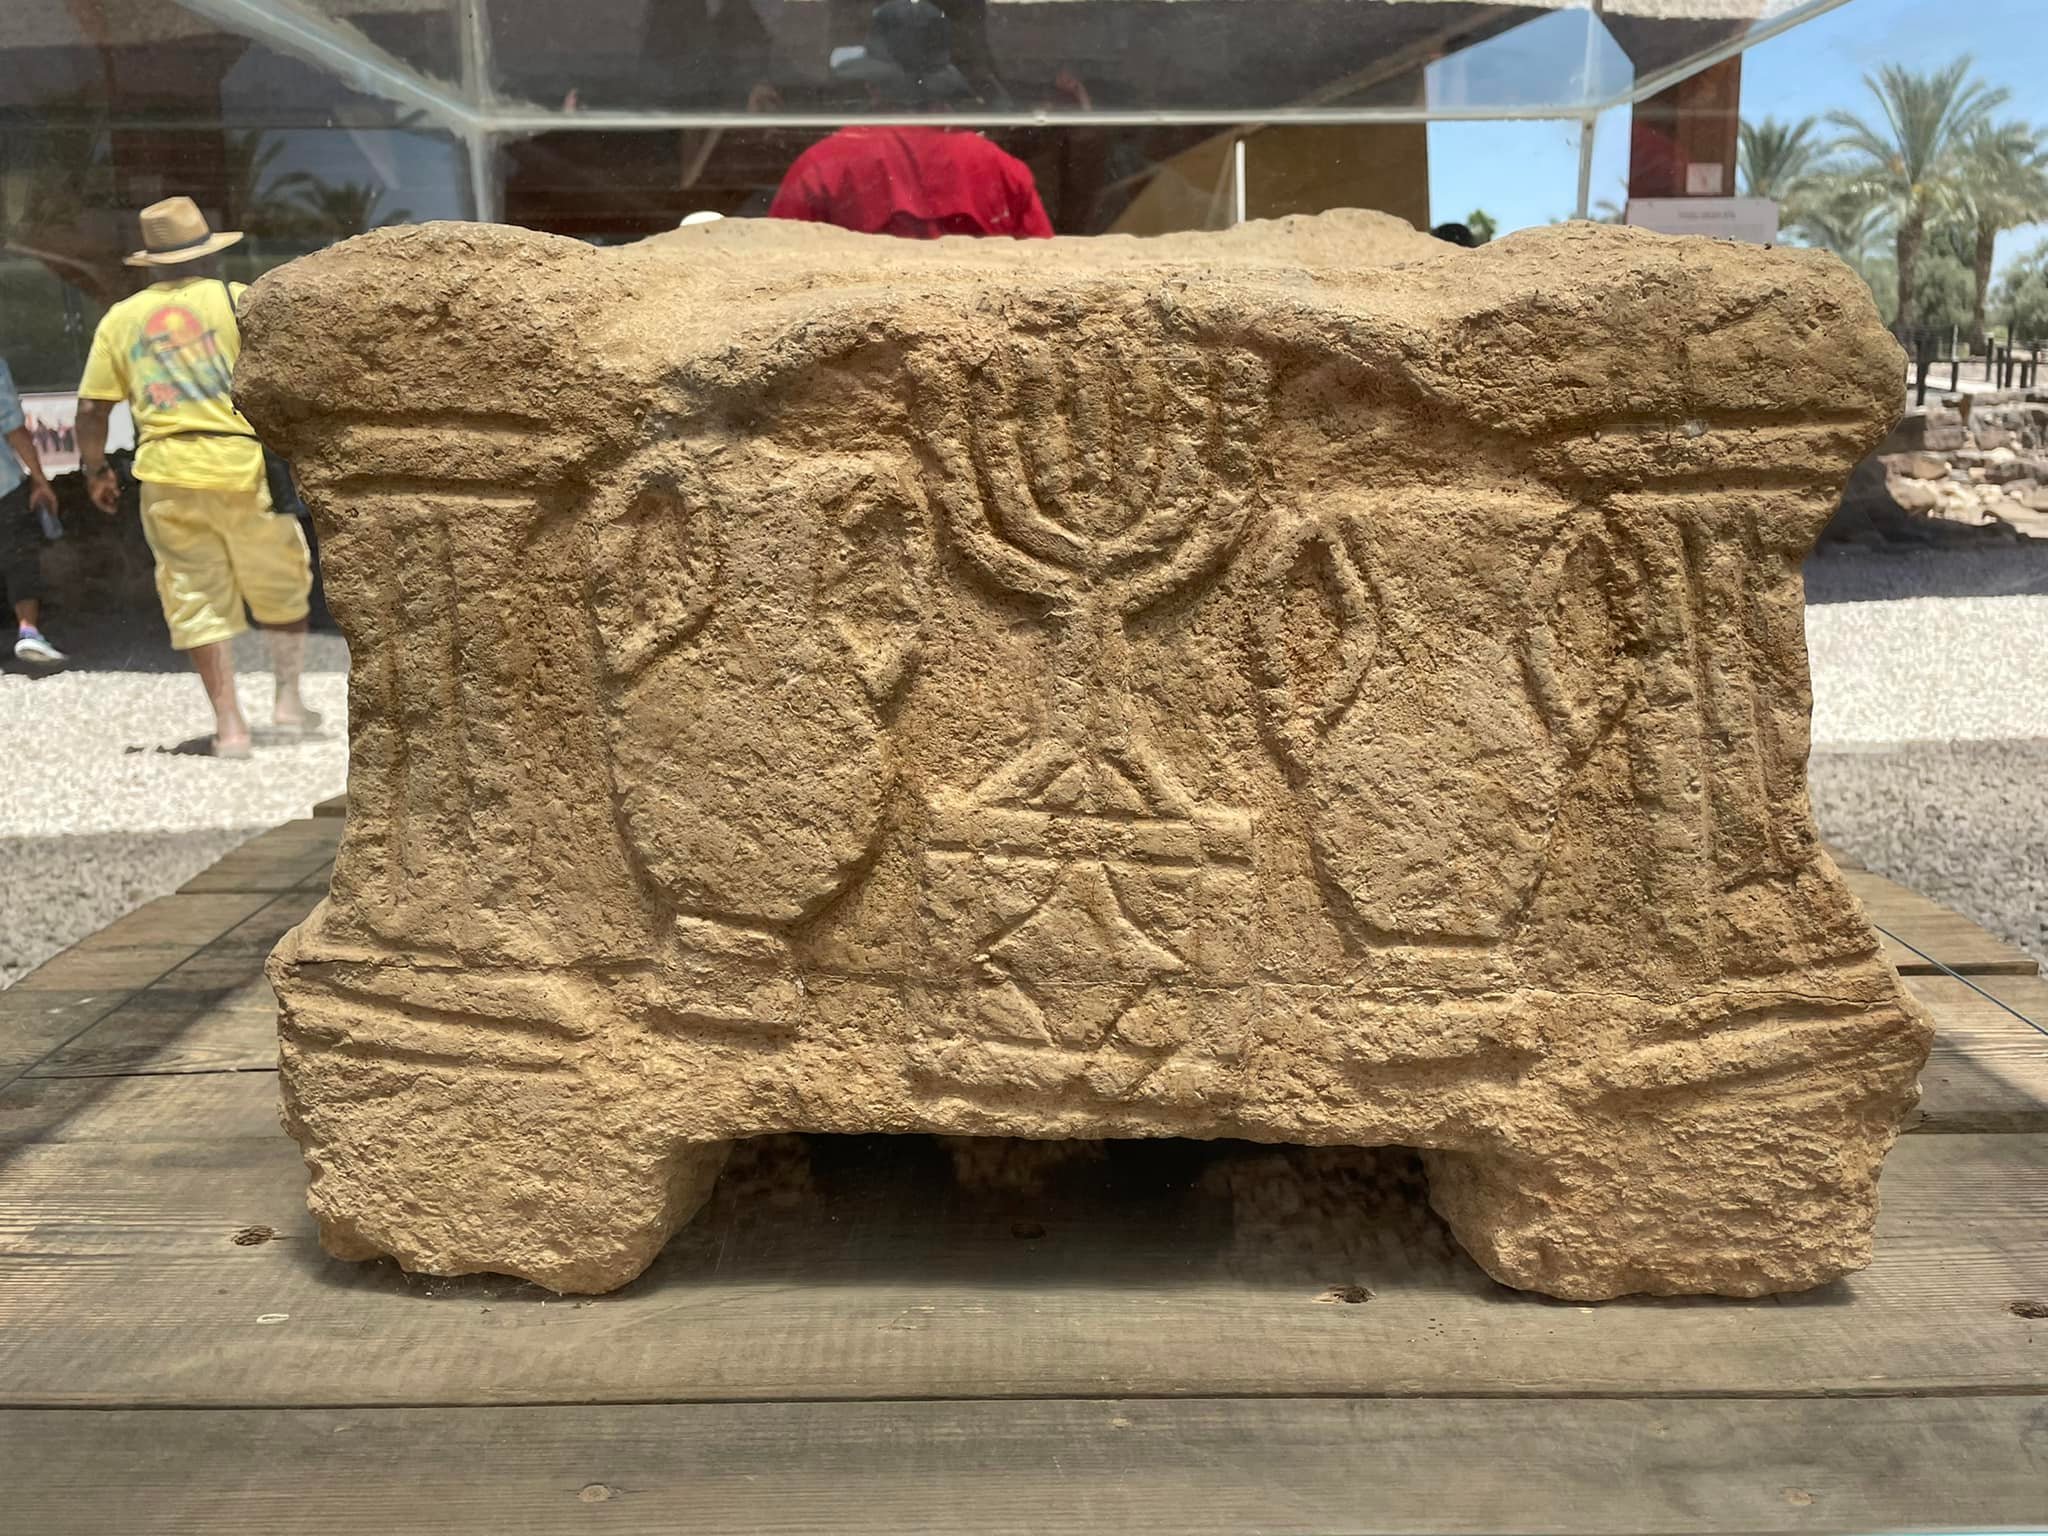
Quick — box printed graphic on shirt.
[132,304,236,411]
[79,281,265,490]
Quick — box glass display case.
[3,0,1851,386]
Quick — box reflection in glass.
[0,0,1863,383]
[0,1,470,389]
[474,0,1797,120]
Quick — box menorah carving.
[244,212,1929,1300]
[908,327,1271,1096]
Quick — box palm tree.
[1994,238,2048,340]
[279,176,414,241]
[1583,179,1628,225]
[220,129,308,239]
[1957,120,2048,348]
[1738,115,1824,201]
[1795,187,1888,270]
[1827,57,2008,337]
[0,117,124,303]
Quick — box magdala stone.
[241,212,1929,1301]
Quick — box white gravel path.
[0,665,349,837]
[1803,543,2048,970]
[1806,594,2048,746]
[1809,740,2048,966]
[0,631,351,985]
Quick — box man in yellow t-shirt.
[77,196,317,759]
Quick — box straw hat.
[123,196,244,269]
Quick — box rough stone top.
[237,211,1904,471]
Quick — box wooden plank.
[21,889,310,1079]
[178,820,339,893]
[4,1394,2046,1536]
[178,820,340,895]
[235,817,339,859]
[311,793,349,819]
[0,1121,2041,1408]
[1841,867,2039,977]
[1904,974,2048,1134]
[22,986,277,1079]
[0,991,125,1089]
[0,1071,281,1144]
[9,893,278,992]
[141,887,321,991]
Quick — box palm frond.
[1738,115,1824,200]
[1959,119,2048,232]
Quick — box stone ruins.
[242,211,1930,1299]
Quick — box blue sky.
[1428,0,2048,277]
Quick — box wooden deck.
[2,815,2044,1533]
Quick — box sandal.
[272,708,326,739]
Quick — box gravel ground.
[2,544,2041,985]
[1806,593,2048,745]
[0,827,264,985]
[1805,542,2048,971]
[1809,740,2048,967]
[1803,542,2048,604]
[0,630,349,986]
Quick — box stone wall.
[1866,393,2048,540]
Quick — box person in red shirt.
[768,0,1053,240]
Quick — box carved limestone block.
[241,211,1929,1300]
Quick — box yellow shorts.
[139,481,312,651]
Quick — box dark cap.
[832,0,974,103]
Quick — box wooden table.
[3,816,2044,1533]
